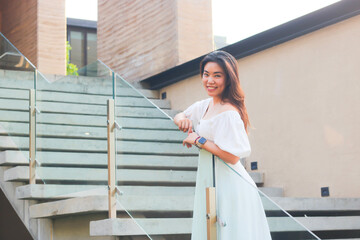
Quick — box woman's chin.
[206,90,215,95]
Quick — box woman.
[174,51,272,239]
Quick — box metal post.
[206,187,217,240]
[107,99,116,218]
[29,89,36,184]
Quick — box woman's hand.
[182,130,199,148]
[174,112,193,132]
[177,118,193,132]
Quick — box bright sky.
[212,0,340,43]
[66,0,340,44]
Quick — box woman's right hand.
[174,112,193,132]
[177,118,193,132]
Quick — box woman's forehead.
[204,62,224,73]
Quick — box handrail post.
[107,99,116,219]
[206,187,217,240]
[29,89,36,184]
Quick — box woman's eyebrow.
[204,70,223,74]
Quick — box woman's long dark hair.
[200,50,250,133]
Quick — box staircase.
[1,68,360,239]
[0,68,270,239]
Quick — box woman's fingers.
[183,138,192,148]
[178,119,192,132]
[180,121,185,131]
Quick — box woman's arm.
[174,112,193,132]
[183,132,239,165]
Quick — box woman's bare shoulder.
[220,103,238,113]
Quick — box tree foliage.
[66,41,79,76]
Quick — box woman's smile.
[206,85,217,92]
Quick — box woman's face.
[202,62,226,99]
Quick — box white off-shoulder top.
[183,98,251,159]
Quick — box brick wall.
[0,0,66,75]
[0,0,38,66]
[98,0,213,83]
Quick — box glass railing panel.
[115,73,197,239]
[0,32,36,73]
[0,32,37,176]
[35,60,113,193]
[208,152,321,240]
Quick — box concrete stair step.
[163,109,181,118]
[0,151,198,169]
[3,166,261,185]
[90,218,192,236]
[1,122,185,141]
[0,136,199,155]
[260,187,284,198]
[271,197,360,212]
[29,195,194,219]
[4,166,264,186]
[0,88,170,109]
[0,98,168,118]
[16,184,195,200]
[0,110,176,129]
[16,184,281,200]
[295,216,360,232]
[0,74,159,99]
[0,88,168,109]
[91,215,339,237]
[4,166,199,185]
[29,194,357,236]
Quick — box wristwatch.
[196,137,207,149]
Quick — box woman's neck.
[212,96,222,105]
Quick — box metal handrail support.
[107,99,116,218]
[206,187,217,240]
[29,89,36,184]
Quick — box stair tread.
[1,122,186,141]
[0,150,198,168]
[0,75,158,99]
[5,166,198,184]
[0,88,170,108]
[30,195,360,235]
[295,216,360,231]
[29,195,194,219]
[0,135,199,155]
[16,184,195,200]
[90,218,192,236]
[271,197,360,211]
[5,166,263,185]
[0,110,176,129]
[0,98,168,118]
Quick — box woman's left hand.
[182,130,199,148]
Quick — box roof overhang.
[141,0,360,90]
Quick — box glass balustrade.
[114,73,198,239]
[208,151,321,240]
[35,60,113,194]
[0,32,41,182]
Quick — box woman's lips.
[207,86,217,92]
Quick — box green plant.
[66,41,79,76]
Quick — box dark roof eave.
[67,18,97,29]
[141,0,360,90]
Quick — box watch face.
[198,137,207,144]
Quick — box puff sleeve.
[213,112,251,158]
